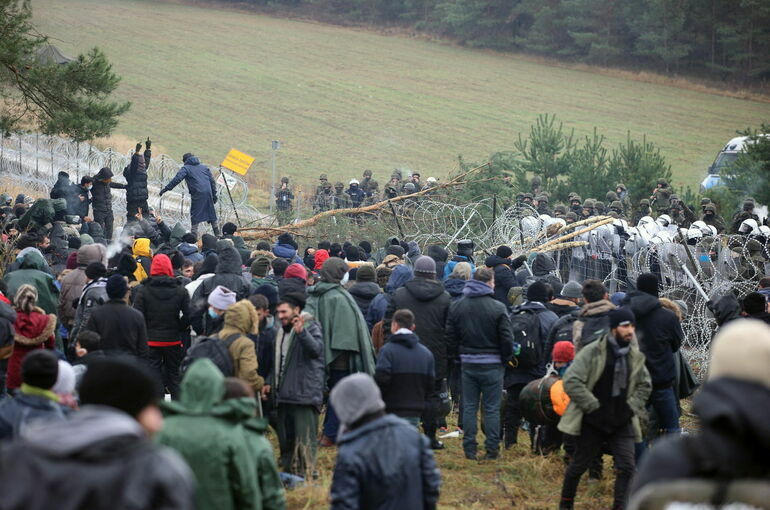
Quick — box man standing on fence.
[160,153,220,236]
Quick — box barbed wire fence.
[2,133,765,377]
[0,133,268,232]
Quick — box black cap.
[22,350,59,390]
[79,357,159,417]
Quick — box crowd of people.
[0,165,768,510]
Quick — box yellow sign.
[220,148,255,175]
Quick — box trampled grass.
[32,0,770,197]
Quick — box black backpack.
[509,307,543,369]
[551,311,580,345]
[180,334,240,376]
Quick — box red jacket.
[7,309,56,390]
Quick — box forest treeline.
[223,0,770,85]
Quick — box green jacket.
[157,359,259,510]
[305,282,375,375]
[5,250,60,315]
[218,397,286,510]
[558,334,652,442]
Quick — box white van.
[701,135,768,191]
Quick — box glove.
[159,189,166,197]
[135,143,142,153]
[213,195,217,204]
[513,254,527,265]
[145,137,151,150]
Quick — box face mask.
[208,307,219,319]
[266,315,274,329]
[86,185,92,191]
[340,272,349,286]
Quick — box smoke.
[105,228,133,261]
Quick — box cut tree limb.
[240,163,490,239]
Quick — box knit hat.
[314,249,330,270]
[526,280,549,303]
[496,245,513,259]
[413,255,436,276]
[208,285,237,310]
[271,258,289,277]
[250,256,271,277]
[709,319,770,390]
[106,274,129,300]
[182,232,197,244]
[356,264,376,282]
[254,284,278,309]
[560,280,582,299]
[344,245,360,262]
[21,350,59,390]
[284,263,308,282]
[277,232,294,245]
[53,360,76,395]
[608,307,636,329]
[79,234,93,246]
[281,291,306,310]
[358,241,372,254]
[636,273,659,297]
[222,222,238,236]
[79,357,159,417]
[330,373,386,435]
[85,262,107,280]
[552,341,575,363]
[150,254,174,277]
[386,245,405,258]
[320,257,349,284]
[69,236,82,250]
[610,292,627,307]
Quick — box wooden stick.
[537,217,615,251]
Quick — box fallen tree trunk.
[240,163,490,239]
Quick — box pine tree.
[0,0,130,140]
[608,133,673,208]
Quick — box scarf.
[606,336,630,397]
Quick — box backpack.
[509,307,543,369]
[180,334,240,376]
[551,311,580,345]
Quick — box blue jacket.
[330,414,441,510]
[375,332,435,417]
[271,243,302,264]
[365,265,413,329]
[177,242,204,263]
[163,157,217,224]
[443,255,475,281]
[0,391,68,440]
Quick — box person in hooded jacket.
[384,256,450,449]
[86,275,149,360]
[272,233,303,265]
[80,219,107,245]
[133,254,190,399]
[622,273,683,437]
[7,285,57,392]
[504,281,559,449]
[50,171,76,201]
[366,264,413,330]
[270,292,324,474]
[131,238,153,282]
[444,261,472,301]
[221,222,251,265]
[573,280,616,351]
[278,263,307,299]
[709,293,742,328]
[177,232,203,263]
[305,257,376,446]
[124,140,152,220]
[5,250,59,316]
[0,356,194,510]
[160,153,219,236]
[329,373,441,510]
[443,239,476,280]
[484,246,526,308]
[447,268,515,460]
[190,246,250,335]
[427,245,448,282]
[157,359,259,510]
[218,300,264,394]
[57,244,106,332]
[375,309,435,426]
[740,292,770,325]
[221,379,287,510]
[70,263,109,343]
[90,167,127,241]
[630,319,770,509]
[0,350,66,440]
[348,264,380,317]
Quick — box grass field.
[31,0,770,198]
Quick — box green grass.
[32,0,770,200]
